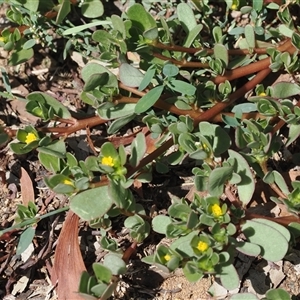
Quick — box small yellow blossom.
[25,132,38,144]
[101,156,114,167]
[259,92,267,97]
[211,204,223,217]
[196,142,209,152]
[164,254,171,262]
[63,179,74,186]
[231,4,238,10]
[202,143,209,152]
[197,241,209,252]
[0,37,5,42]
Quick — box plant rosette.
[10,125,40,154]
[99,142,127,178]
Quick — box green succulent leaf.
[228,150,255,206]
[208,166,233,196]
[244,24,255,48]
[270,82,300,98]
[83,73,109,92]
[119,63,144,87]
[265,288,291,300]
[177,3,197,32]
[70,186,112,221]
[217,263,239,291]
[127,4,157,39]
[56,0,70,24]
[152,215,172,234]
[170,232,198,258]
[89,284,106,298]
[235,241,261,257]
[199,122,231,156]
[98,103,136,120]
[134,85,164,114]
[9,47,33,65]
[92,263,112,284]
[241,219,289,261]
[129,132,146,167]
[214,43,229,67]
[81,0,104,18]
[168,79,196,96]
[16,226,35,255]
[286,123,300,147]
[27,92,71,119]
[103,254,127,275]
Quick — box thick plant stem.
[152,52,209,68]
[153,41,272,55]
[117,96,265,121]
[40,116,107,136]
[245,211,300,226]
[193,68,272,126]
[213,39,294,84]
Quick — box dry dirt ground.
[1,2,300,300]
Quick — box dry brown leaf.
[9,99,40,124]
[132,179,143,198]
[51,211,86,300]
[20,167,35,206]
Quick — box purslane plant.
[1,0,300,299]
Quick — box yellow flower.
[196,142,209,152]
[0,37,5,42]
[259,92,267,97]
[211,204,223,217]
[231,4,238,10]
[202,143,209,152]
[25,132,38,144]
[197,241,209,252]
[63,179,74,186]
[164,254,171,262]
[101,156,114,167]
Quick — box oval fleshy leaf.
[27,92,71,119]
[127,4,157,36]
[103,254,127,275]
[119,63,144,87]
[70,186,112,221]
[235,241,261,257]
[16,226,35,255]
[208,166,233,196]
[228,150,255,206]
[81,0,104,18]
[219,263,239,291]
[152,215,172,234]
[241,219,289,262]
[134,85,163,114]
[271,82,300,98]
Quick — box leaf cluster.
[2,0,300,298]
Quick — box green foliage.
[16,226,35,255]
[2,201,68,256]
[2,0,300,298]
[70,186,112,221]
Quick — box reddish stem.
[213,39,295,84]
[245,211,300,225]
[122,241,137,264]
[153,41,271,56]
[39,116,107,135]
[152,52,209,68]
